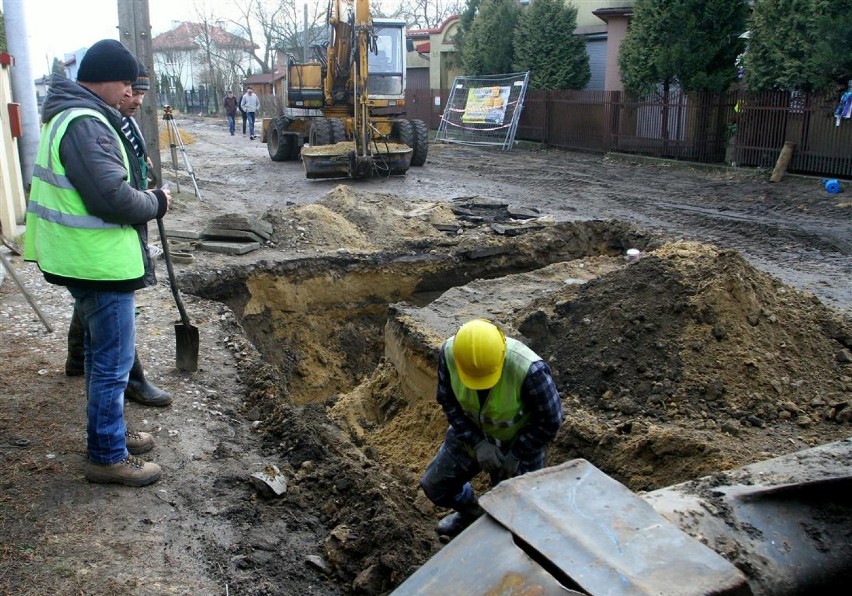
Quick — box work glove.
[499,452,521,479]
[474,440,504,473]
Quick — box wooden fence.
[406,85,852,179]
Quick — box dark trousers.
[419,426,544,512]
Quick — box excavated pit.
[176,188,851,593]
[182,213,852,495]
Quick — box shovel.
[156,216,199,372]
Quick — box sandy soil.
[1,114,850,595]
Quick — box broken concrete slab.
[507,205,541,219]
[202,228,267,243]
[197,241,261,255]
[206,214,273,240]
[166,229,203,240]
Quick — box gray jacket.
[39,74,167,291]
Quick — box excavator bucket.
[302,142,413,179]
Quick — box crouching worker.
[420,319,564,537]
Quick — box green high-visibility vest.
[445,337,539,442]
[24,108,143,281]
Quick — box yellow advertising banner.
[461,86,511,124]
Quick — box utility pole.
[303,3,309,62]
[116,0,162,185]
[3,0,40,191]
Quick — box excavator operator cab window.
[368,24,404,97]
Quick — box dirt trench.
[2,116,851,595]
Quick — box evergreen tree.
[453,0,482,60]
[619,0,746,147]
[51,57,66,78]
[745,0,815,91]
[461,0,519,75]
[619,0,747,96]
[810,0,852,91]
[513,0,590,90]
[747,0,852,91]
[0,10,6,52]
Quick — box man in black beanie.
[25,39,172,487]
[65,57,174,409]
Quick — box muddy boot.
[125,429,155,455]
[65,307,85,376]
[84,455,161,487]
[125,354,173,407]
[436,502,485,537]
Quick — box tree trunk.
[770,141,796,182]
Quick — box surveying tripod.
[159,105,201,198]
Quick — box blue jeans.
[227,113,235,134]
[419,426,545,511]
[247,112,256,137]
[68,287,136,465]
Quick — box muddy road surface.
[1,115,850,595]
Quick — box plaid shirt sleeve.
[436,344,484,447]
[513,360,563,460]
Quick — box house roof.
[243,71,286,86]
[407,15,460,38]
[153,22,256,52]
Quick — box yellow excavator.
[263,0,428,179]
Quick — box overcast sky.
[11,0,398,76]
[10,0,353,77]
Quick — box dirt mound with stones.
[264,185,459,254]
[530,242,852,489]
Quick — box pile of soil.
[264,185,459,254]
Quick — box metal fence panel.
[435,72,530,149]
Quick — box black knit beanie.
[132,59,150,91]
[78,39,138,83]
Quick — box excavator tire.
[394,119,414,149]
[267,125,291,162]
[329,118,346,143]
[410,119,429,166]
[290,137,302,160]
[309,118,333,146]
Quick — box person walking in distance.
[240,86,260,139]
[64,59,173,409]
[24,40,172,487]
[223,90,238,136]
[419,319,564,537]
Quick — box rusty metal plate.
[392,515,580,595]
[478,459,748,596]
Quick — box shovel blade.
[175,322,199,372]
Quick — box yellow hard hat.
[453,319,507,390]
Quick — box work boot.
[125,355,173,407]
[84,455,162,487]
[65,307,85,376]
[436,503,485,537]
[125,429,155,455]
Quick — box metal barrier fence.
[435,72,530,149]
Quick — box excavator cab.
[367,22,406,100]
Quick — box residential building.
[63,48,86,81]
[152,21,256,111]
